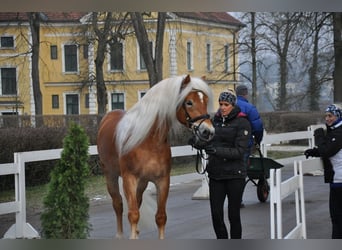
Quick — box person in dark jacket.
[204,89,251,239]
[304,103,342,239]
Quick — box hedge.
[0,112,324,190]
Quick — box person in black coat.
[205,89,251,239]
[305,103,342,239]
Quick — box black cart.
[246,150,283,202]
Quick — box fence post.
[3,153,39,239]
[260,129,268,157]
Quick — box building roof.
[173,12,244,28]
[0,12,243,27]
[0,12,87,23]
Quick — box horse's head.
[176,75,215,147]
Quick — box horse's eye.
[185,100,193,107]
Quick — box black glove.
[304,148,320,159]
[204,144,216,155]
[253,131,263,145]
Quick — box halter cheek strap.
[182,101,210,128]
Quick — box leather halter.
[182,100,211,142]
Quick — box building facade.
[0,12,244,116]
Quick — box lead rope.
[195,149,208,174]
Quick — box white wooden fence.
[0,124,326,239]
[0,145,197,239]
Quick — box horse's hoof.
[115,233,124,239]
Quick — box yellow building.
[0,12,244,116]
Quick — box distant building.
[0,12,244,116]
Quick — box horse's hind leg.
[105,174,124,238]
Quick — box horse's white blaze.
[197,91,205,104]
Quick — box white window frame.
[0,35,15,49]
[138,90,147,100]
[137,40,154,71]
[224,44,230,73]
[0,66,17,96]
[107,41,125,72]
[109,91,126,111]
[206,42,212,72]
[63,92,80,115]
[62,43,79,74]
[186,40,193,71]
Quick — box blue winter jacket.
[237,95,264,146]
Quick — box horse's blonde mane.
[116,75,213,156]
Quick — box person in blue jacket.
[236,84,264,207]
[236,84,264,147]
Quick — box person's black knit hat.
[218,89,236,105]
[325,104,342,119]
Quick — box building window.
[206,43,212,72]
[85,93,89,108]
[65,94,79,114]
[111,93,124,110]
[83,44,88,59]
[224,44,229,73]
[0,68,17,95]
[110,42,123,71]
[0,36,14,48]
[64,44,78,72]
[139,91,146,100]
[186,41,193,71]
[50,45,57,60]
[139,41,153,70]
[52,94,59,109]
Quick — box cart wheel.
[257,179,269,202]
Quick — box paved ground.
[0,155,332,239]
[88,156,331,239]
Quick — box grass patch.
[266,151,303,159]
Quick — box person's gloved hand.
[254,131,263,145]
[204,144,216,155]
[304,148,320,159]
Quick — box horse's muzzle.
[191,120,215,146]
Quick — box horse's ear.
[180,75,191,91]
[201,75,206,81]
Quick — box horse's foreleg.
[123,176,140,239]
[105,175,124,239]
[155,176,170,239]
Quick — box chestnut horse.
[97,75,214,239]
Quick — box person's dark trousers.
[330,186,342,239]
[209,178,245,239]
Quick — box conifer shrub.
[40,123,90,238]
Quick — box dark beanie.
[325,104,342,119]
[236,85,248,96]
[218,89,237,105]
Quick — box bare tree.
[130,12,166,87]
[85,12,130,114]
[333,12,342,103]
[303,13,333,110]
[28,12,43,115]
[257,13,305,110]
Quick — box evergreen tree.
[41,123,90,238]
